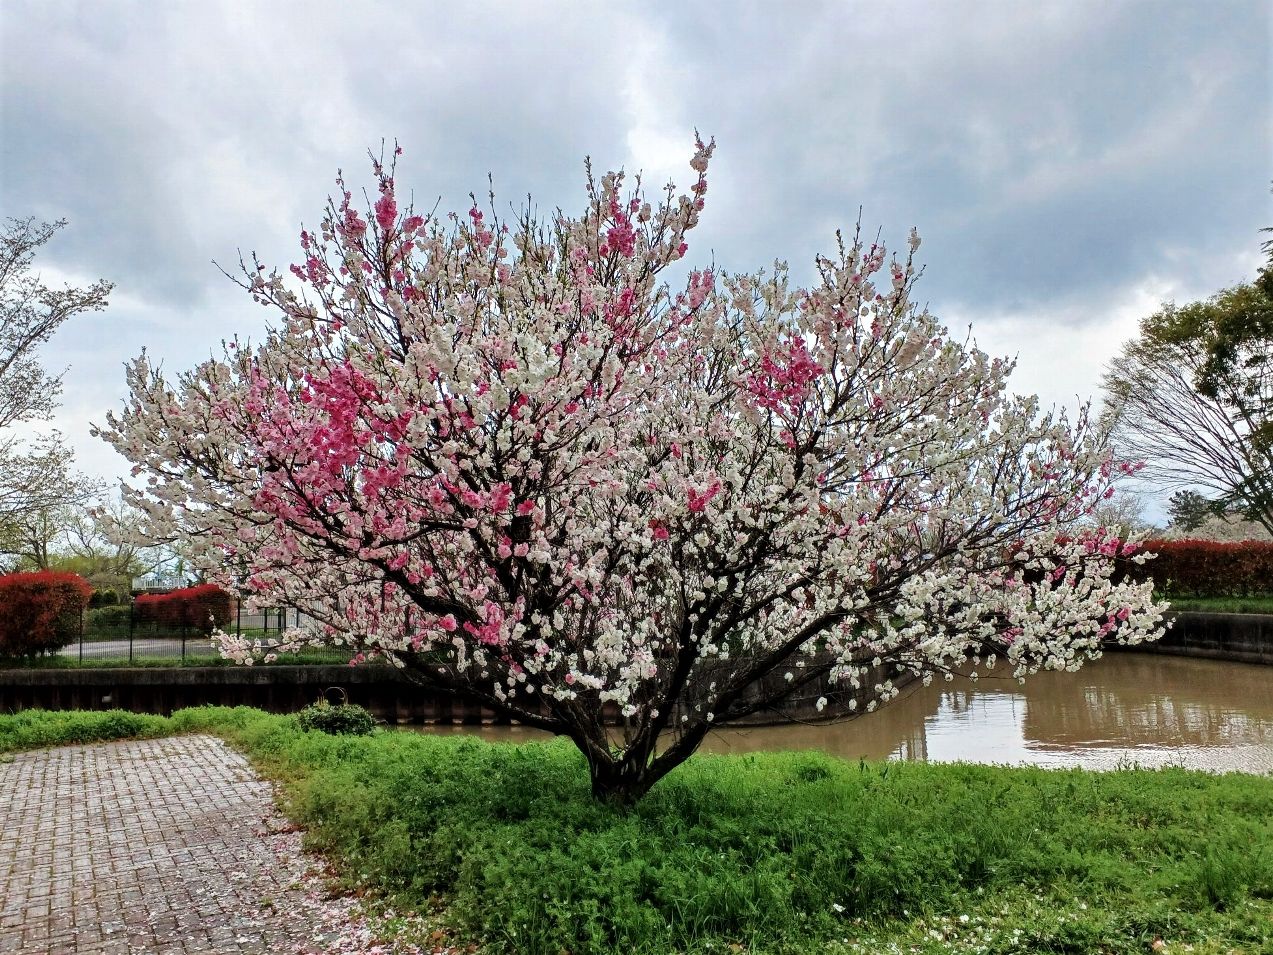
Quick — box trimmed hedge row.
[0,571,92,657]
[86,605,132,631]
[134,584,233,633]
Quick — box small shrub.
[0,571,92,657]
[86,605,131,632]
[88,588,120,608]
[296,701,377,735]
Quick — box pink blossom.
[686,479,722,514]
[488,483,513,512]
[374,192,398,232]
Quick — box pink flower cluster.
[744,338,825,414]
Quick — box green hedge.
[86,605,131,631]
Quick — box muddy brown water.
[420,654,1273,773]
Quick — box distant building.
[130,572,197,594]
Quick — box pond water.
[422,654,1273,773]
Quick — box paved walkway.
[0,736,325,954]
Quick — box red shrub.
[0,571,93,657]
[132,591,163,624]
[180,584,233,631]
[1122,539,1273,597]
[134,584,233,633]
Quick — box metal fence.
[66,604,338,665]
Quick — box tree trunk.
[583,724,707,806]
[588,756,655,806]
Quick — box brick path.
[0,735,322,954]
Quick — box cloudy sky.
[2,0,1269,516]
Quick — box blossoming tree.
[102,141,1164,802]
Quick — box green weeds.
[0,708,171,750]
[1,707,1270,954]
[0,649,356,668]
[1167,595,1273,615]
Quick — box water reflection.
[421,655,1273,774]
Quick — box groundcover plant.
[102,138,1165,802]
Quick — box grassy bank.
[1168,595,1273,615]
[2,707,1271,954]
[0,649,356,668]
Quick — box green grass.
[2,707,1271,954]
[0,708,173,750]
[1167,594,1273,614]
[0,649,357,668]
[78,626,308,644]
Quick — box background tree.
[1166,490,1216,532]
[1104,253,1273,535]
[0,496,170,593]
[103,144,1164,803]
[0,503,69,572]
[1085,489,1159,538]
[61,496,173,593]
[0,218,110,535]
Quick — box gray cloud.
[641,0,1269,309]
[1,0,1269,496]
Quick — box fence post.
[236,599,242,638]
[79,609,84,664]
[129,601,135,664]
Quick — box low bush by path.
[2,707,1271,954]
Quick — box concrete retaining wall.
[0,658,911,726]
[0,665,452,723]
[2,613,1264,724]
[1117,611,1273,665]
